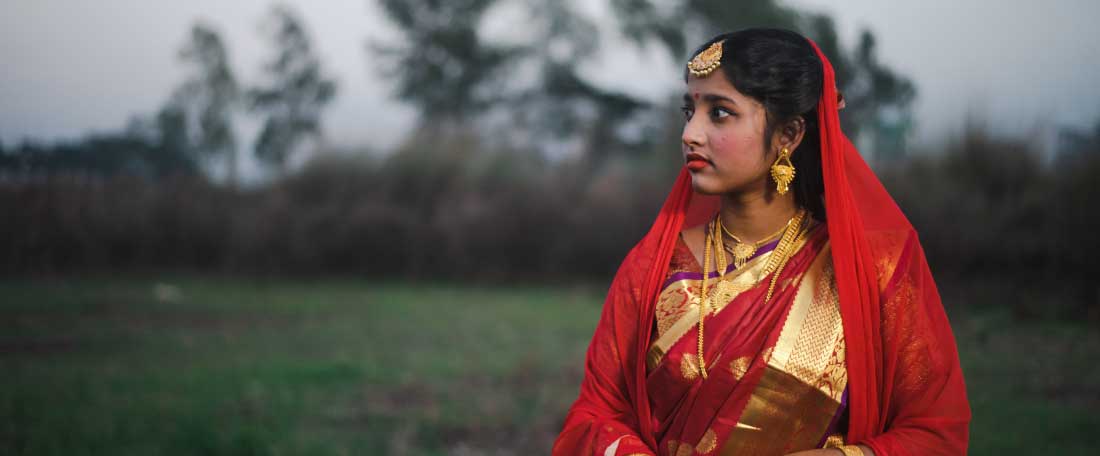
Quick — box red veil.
[553,39,970,455]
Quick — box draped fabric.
[552,38,970,456]
[645,226,851,456]
[805,39,970,456]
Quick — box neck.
[718,187,799,243]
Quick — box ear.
[772,117,807,154]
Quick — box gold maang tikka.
[687,40,724,78]
[771,147,796,195]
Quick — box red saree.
[552,39,970,456]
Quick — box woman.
[553,29,970,456]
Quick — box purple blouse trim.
[661,237,781,289]
[817,386,849,448]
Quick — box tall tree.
[373,0,647,161]
[171,22,241,185]
[612,0,799,58]
[249,4,337,175]
[372,0,517,129]
[514,1,648,161]
[374,0,914,161]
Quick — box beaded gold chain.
[762,212,810,304]
[694,209,808,379]
[695,218,722,379]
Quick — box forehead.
[685,73,756,105]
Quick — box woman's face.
[681,73,775,196]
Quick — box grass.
[1,277,1097,455]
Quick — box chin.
[688,173,728,195]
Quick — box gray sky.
[2,0,1099,155]
[787,0,1100,153]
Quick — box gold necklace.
[718,213,795,269]
[761,211,810,304]
[694,209,808,379]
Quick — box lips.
[685,152,710,171]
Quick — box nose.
[682,115,705,149]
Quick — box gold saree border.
[654,250,772,336]
[646,234,813,371]
[718,243,849,454]
[767,244,846,401]
[719,365,841,455]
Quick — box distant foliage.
[0,129,197,179]
[371,0,917,162]
[4,122,1099,320]
[372,0,649,163]
[171,23,241,183]
[248,4,337,174]
[880,125,1100,319]
[372,0,516,121]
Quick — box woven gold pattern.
[648,250,779,369]
[667,439,694,456]
[729,355,752,381]
[884,274,938,398]
[680,354,701,381]
[822,433,846,448]
[866,229,908,290]
[696,428,718,454]
[837,445,865,456]
[717,244,847,455]
[654,280,701,336]
[720,366,842,455]
[815,332,848,401]
[652,237,771,339]
[785,261,844,389]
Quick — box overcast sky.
[2,0,1098,155]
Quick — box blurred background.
[2,0,1099,454]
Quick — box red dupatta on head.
[554,38,970,456]
[806,39,970,455]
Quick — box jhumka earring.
[770,147,796,195]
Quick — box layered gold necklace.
[694,209,808,379]
[719,215,793,269]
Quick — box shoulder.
[607,238,655,300]
[609,223,704,302]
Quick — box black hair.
[686,28,826,221]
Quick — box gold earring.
[770,147,796,195]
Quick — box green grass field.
[2,278,1097,455]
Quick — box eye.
[710,107,734,120]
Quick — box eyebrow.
[682,92,738,106]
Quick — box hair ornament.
[687,40,724,78]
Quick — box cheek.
[710,128,761,163]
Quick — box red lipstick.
[685,152,709,171]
